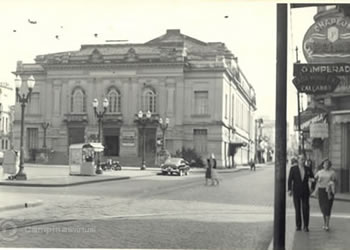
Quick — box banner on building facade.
[121,131,135,146]
[310,123,329,139]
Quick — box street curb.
[0,200,43,212]
[216,168,250,173]
[0,176,130,187]
[0,167,251,188]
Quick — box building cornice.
[41,61,185,71]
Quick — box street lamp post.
[158,117,169,150]
[15,75,36,180]
[255,118,263,164]
[41,122,50,148]
[92,98,109,174]
[137,110,152,170]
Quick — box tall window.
[27,128,39,149]
[231,94,235,126]
[71,88,86,113]
[225,94,228,119]
[107,88,121,113]
[28,93,40,114]
[194,91,208,115]
[142,89,156,113]
[5,117,8,134]
[194,129,208,154]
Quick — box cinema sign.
[303,16,350,63]
[294,63,350,75]
[292,74,340,94]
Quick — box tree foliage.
[174,147,205,168]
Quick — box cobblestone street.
[1,165,275,249]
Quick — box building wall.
[0,82,15,153]
[12,31,256,167]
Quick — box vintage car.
[161,157,190,176]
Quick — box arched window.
[71,88,86,113]
[142,88,156,113]
[107,88,121,113]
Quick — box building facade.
[12,29,256,167]
[298,6,350,192]
[0,82,15,155]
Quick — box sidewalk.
[0,165,163,187]
[0,163,251,187]
[269,193,350,250]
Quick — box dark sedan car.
[161,158,190,176]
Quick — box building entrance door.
[103,127,120,157]
[138,128,156,157]
[104,136,119,156]
[68,127,85,145]
[343,124,350,192]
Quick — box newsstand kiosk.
[69,143,104,176]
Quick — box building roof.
[34,29,235,65]
[20,29,256,106]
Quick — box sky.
[0,0,320,127]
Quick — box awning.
[332,111,350,124]
[69,143,105,152]
[228,142,247,156]
[294,107,326,131]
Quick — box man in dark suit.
[288,154,315,232]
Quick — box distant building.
[260,118,275,163]
[12,29,257,167]
[0,82,15,154]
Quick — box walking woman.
[205,156,212,186]
[314,159,337,231]
[209,153,219,186]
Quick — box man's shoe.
[296,227,301,231]
[303,227,309,232]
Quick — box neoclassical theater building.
[12,29,256,167]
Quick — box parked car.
[161,158,190,176]
[0,151,3,165]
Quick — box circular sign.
[303,15,350,63]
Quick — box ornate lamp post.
[92,98,109,174]
[136,110,151,170]
[255,118,264,164]
[158,117,169,150]
[15,75,36,180]
[41,122,50,148]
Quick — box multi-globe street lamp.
[136,110,152,170]
[14,75,36,180]
[41,122,50,148]
[92,98,109,174]
[158,117,169,150]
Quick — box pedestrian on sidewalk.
[209,153,219,186]
[205,156,212,186]
[288,154,315,232]
[314,158,336,231]
[249,158,256,171]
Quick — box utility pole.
[295,46,305,156]
[274,4,287,250]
